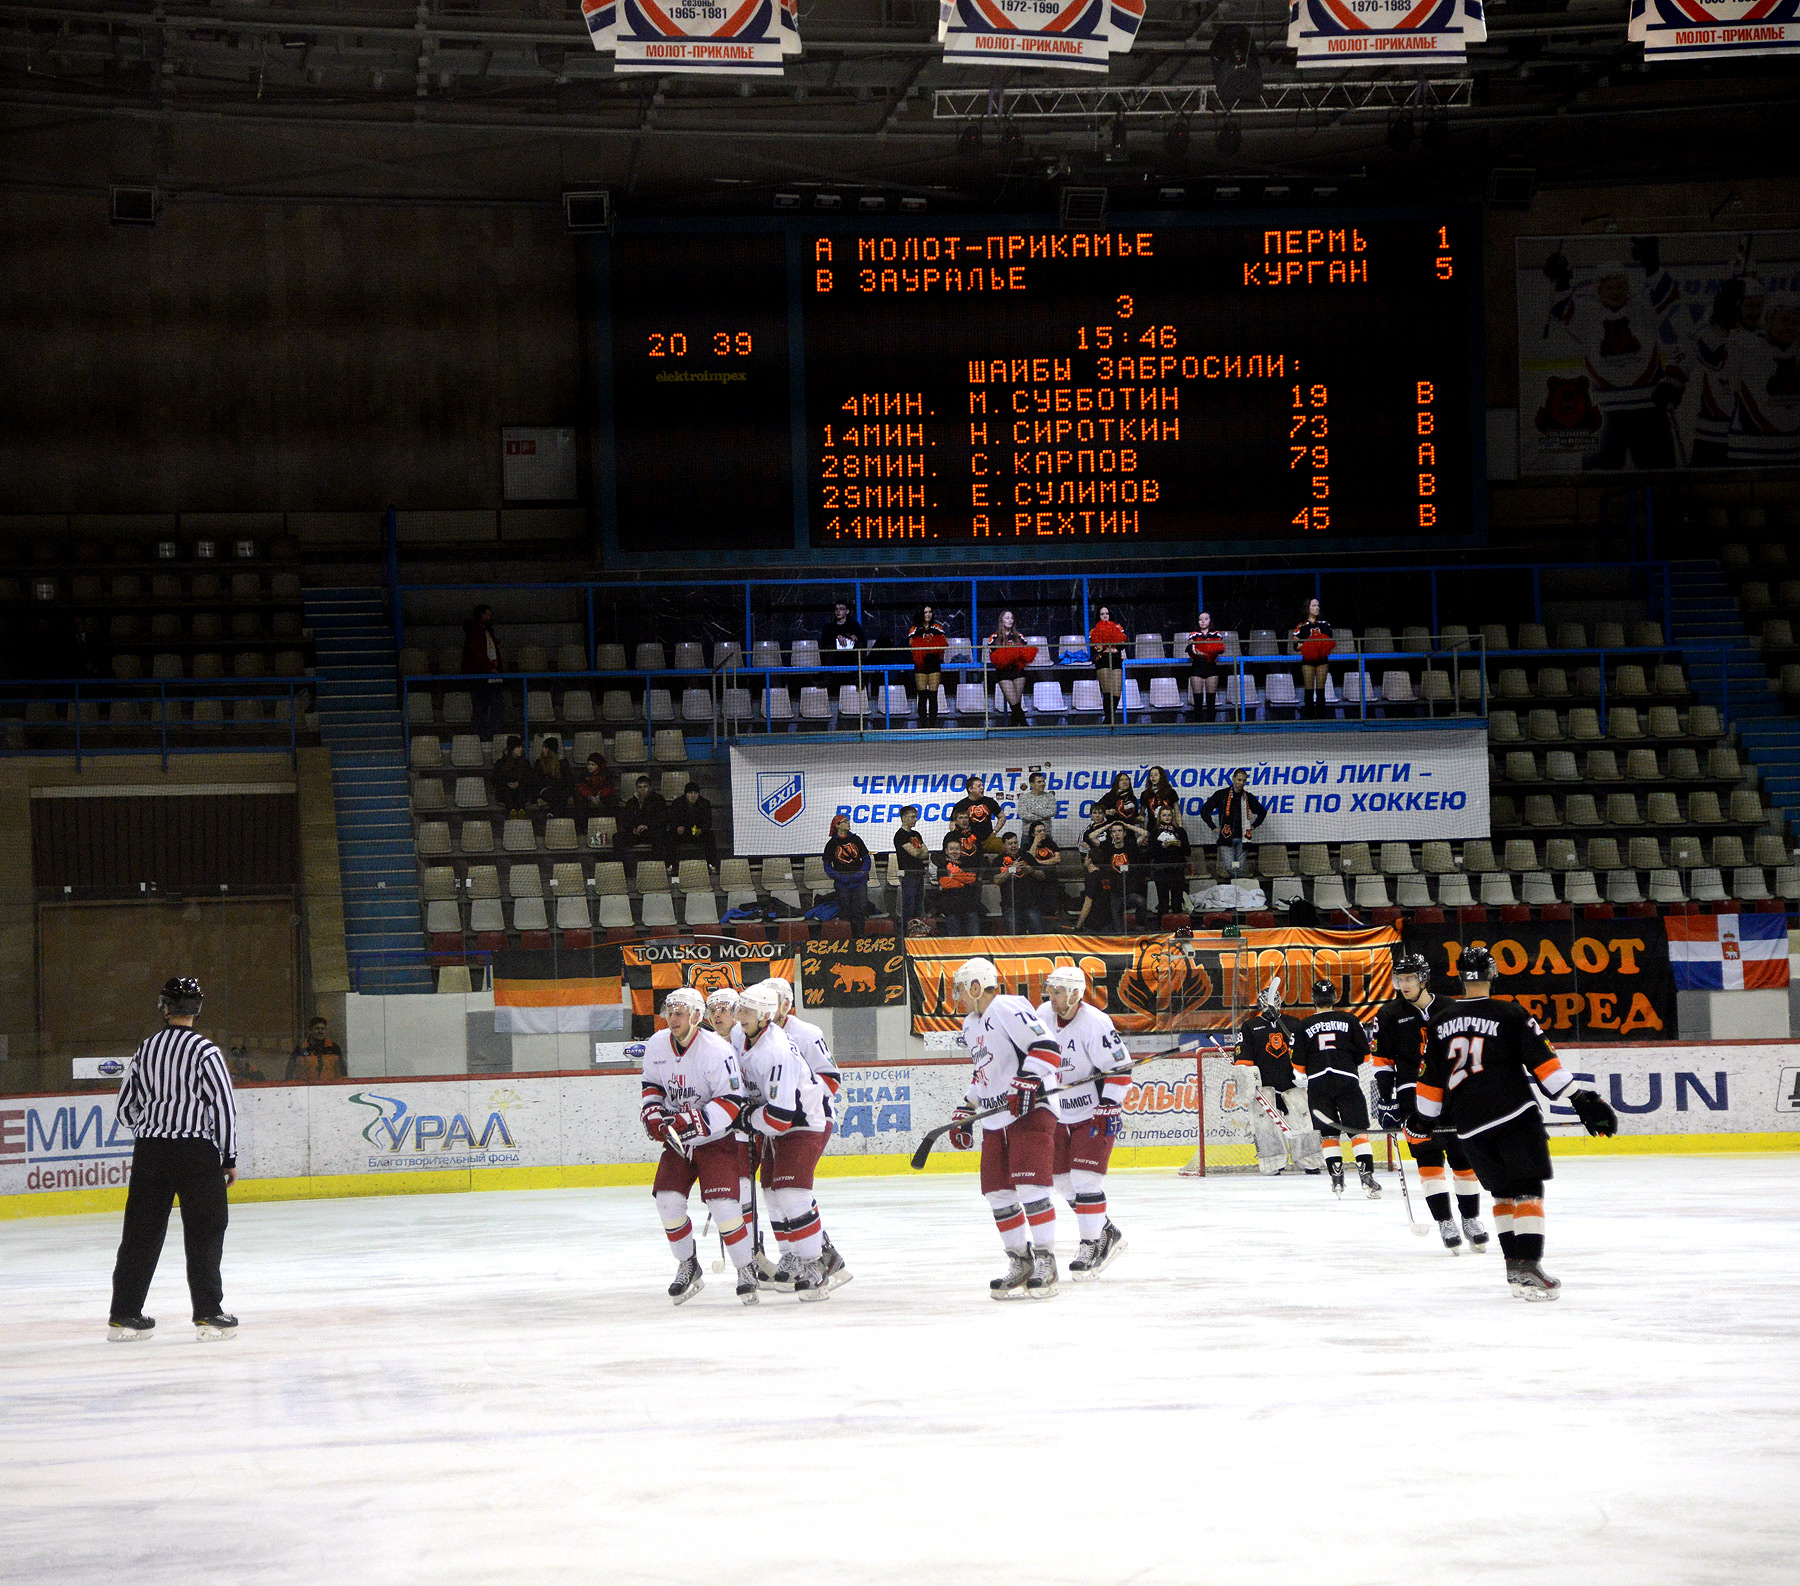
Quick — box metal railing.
[0,677,311,770]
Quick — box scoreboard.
[599,211,1481,558]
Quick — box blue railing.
[394,558,1678,668]
[0,678,309,769]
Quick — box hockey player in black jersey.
[1233,984,1322,1175]
[1415,946,1618,1300]
[1292,979,1381,1199]
[1372,953,1489,1253]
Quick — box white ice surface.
[4,1156,1798,1586]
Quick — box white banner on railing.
[728,727,1489,855]
[1287,0,1485,65]
[581,0,799,76]
[939,0,1144,73]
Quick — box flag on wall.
[1629,0,1800,61]
[1288,0,1485,65]
[1664,913,1790,991]
[581,0,800,75]
[939,0,1145,73]
[492,948,630,1034]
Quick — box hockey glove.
[660,1107,706,1150]
[1094,1099,1124,1139]
[641,1105,670,1144]
[948,1103,978,1152]
[1406,1109,1437,1141]
[1568,1087,1619,1138]
[1009,1072,1047,1118]
[1375,1099,1405,1133]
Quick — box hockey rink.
[4,1154,1797,1586]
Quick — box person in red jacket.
[1089,605,1129,724]
[461,604,507,740]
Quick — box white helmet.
[1045,965,1088,1001]
[763,975,795,1010]
[705,986,740,1016]
[952,957,1001,1007]
[663,987,705,1020]
[739,982,782,1023]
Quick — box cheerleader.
[908,604,948,728]
[986,609,1034,727]
[1291,597,1336,718]
[1186,613,1228,721]
[1089,605,1129,725]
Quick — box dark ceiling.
[1,0,1796,209]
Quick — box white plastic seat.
[410,736,443,769]
[682,891,720,926]
[602,690,636,724]
[468,899,506,934]
[681,689,714,725]
[722,687,755,726]
[789,640,821,671]
[877,684,913,721]
[512,897,550,933]
[543,818,579,852]
[752,640,784,669]
[943,636,975,666]
[1380,672,1415,705]
[837,685,869,721]
[1311,875,1350,912]
[634,642,667,671]
[1520,872,1559,907]
[1353,876,1391,909]
[555,895,592,930]
[612,730,647,765]
[799,687,832,721]
[1263,673,1299,711]
[1478,873,1517,907]
[1436,874,1474,908]
[1070,680,1103,715]
[1026,636,1054,670]
[762,687,794,723]
[502,819,537,853]
[1147,676,1183,713]
[561,690,595,724]
[1379,842,1417,875]
[507,863,544,900]
[673,642,706,671]
[647,689,676,723]
[413,778,448,814]
[652,730,687,764]
[594,644,628,672]
[1605,870,1645,905]
[1031,681,1068,717]
[1133,632,1166,661]
[1122,679,1146,716]
[450,734,486,769]
[955,683,988,717]
[714,641,743,670]
[453,777,490,811]
[596,895,635,929]
[640,892,678,928]
[555,644,586,673]
[424,900,463,934]
[1395,876,1433,909]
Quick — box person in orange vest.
[287,1017,346,1083]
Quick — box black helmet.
[158,976,204,1017]
[1311,977,1337,1006]
[1393,952,1432,982]
[1460,945,1496,983]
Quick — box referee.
[107,977,240,1342]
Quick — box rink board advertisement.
[1402,919,1677,1042]
[1515,228,1800,475]
[905,927,1402,1035]
[5,1043,1798,1214]
[730,729,1490,856]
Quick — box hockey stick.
[910,1050,1171,1171]
[1387,1133,1428,1236]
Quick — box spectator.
[225,1037,265,1084]
[1141,765,1181,824]
[822,813,872,933]
[666,782,719,869]
[287,1016,346,1083]
[491,736,532,814]
[893,805,929,932]
[985,609,1033,727]
[1011,821,1063,933]
[572,752,618,820]
[908,605,948,728]
[1017,768,1058,839]
[1075,830,1134,935]
[820,599,867,668]
[987,832,1025,931]
[1291,596,1336,718]
[1187,613,1229,721]
[1199,767,1268,877]
[461,603,508,740]
[1144,805,1194,918]
[619,774,666,861]
[531,736,573,817]
[1089,604,1129,724]
[1094,770,1146,835]
[951,773,1006,853]
[937,813,984,935]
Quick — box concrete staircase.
[304,587,432,993]
[1667,559,1797,843]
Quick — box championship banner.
[1288,0,1485,65]
[905,927,1399,1035]
[621,938,799,1036]
[940,0,1144,73]
[799,936,908,1009]
[1629,0,1800,61]
[581,0,799,76]
[731,728,1489,856]
[1402,918,1677,1042]
[1516,228,1800,475]
[492,947,627,1035]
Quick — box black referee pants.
[109,1137,229,1321]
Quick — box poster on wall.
[905,927,1399,1035]
[621,938,799,1036]
[1515,228,1799,474]
[1401,917,1677,1041]
[799,936,908,1009]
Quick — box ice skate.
[1436,1218,1464,1254]
[1511,1260,1561,1302]
[669,1256,705,1305]
[753,1248,783,1282]
[194,1311,239,1340]
[820,1240,853,1292]
[1070,1221,1126,1280]
[1327,1160,1345,1197]
[757,1251,796,1293]
[1025,1247,1060,1299]
[107,1313,154,1342]
[736,1263,761,1305]
[989,1247,1034,1300]
[1462,1217,1490,1252]
[792,1257,831,1302]
[1358,1160,1382,1199]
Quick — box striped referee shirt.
[117,1025,238,1167]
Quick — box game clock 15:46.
[608,232,794,554]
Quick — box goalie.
[1232,983,1323,1176]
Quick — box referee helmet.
[159,976,205,1017]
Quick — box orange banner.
[905,928,1400,1034]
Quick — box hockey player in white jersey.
[1692,274,1766,467]
[705,985,742,1041]
[947,956,1064,1299]
[1038,966,1130,1279]
[736,983,838,1300]
[639,988,760,1306]
[764,975,851,1289]
[1726,290,1800,467]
